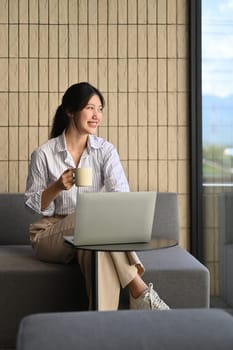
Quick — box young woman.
[25,82,169,311]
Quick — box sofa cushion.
[17,309,233,350]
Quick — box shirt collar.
[55,131,104,154]
[54,131,67,153]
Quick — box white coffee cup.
[75,167,92,187]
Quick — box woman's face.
[73,94,103,135]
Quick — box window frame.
[189,0,203,261]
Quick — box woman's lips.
[88,121,98,128]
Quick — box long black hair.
[50,82,105,138]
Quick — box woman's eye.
[86,105,103,112]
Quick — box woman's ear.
[66,111,73,118]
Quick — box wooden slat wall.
[0,0,190,250]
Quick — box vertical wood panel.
[108,59,117,92]
[118,25,127,58]
[128,92,137,125]
[49,25,58,57]
[138,92,147,125]
[98,0,107,24]
[118,59,127,92]
[29,93,39,125]
[138,59,147,92]
[9,59,18,91]
[148,160,158,190]
[0,25,8,57]
[0,127,8,160]
[0,93,8,126]
[39,25,49,57]
[138,127,148,159]
[108,25,117,58]
[158,126,168,160]
[108,93,118,126]
[9,93,18,125]
[89,25,98,58]
[138,25,147,57]
[138,160,148,190]
[0,162,8,192]
[49,0,58,24]
[59,25,68,57]
[59,0,68,24]
[9,161,19,192]
[157,25,167,58]
[19,127,28,160]
[0,59,8,91]
[108,0,117,24]
[19,93,28,125]
[118,93,128,125]
[168,160,178,192]
[167,25,177,57]
[118,126,128,160]
[39,0,48,23]
[138,0,147,24]
[148,25,157,57]
[78,0,87,24]
[158,160,168,191]
[128,25,137,57]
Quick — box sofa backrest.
[152,192,179,243]
[0,193,40,245]
[0,192,179,245]
[218,192,233,245]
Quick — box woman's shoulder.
[31,135,62,158]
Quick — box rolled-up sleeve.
[25,149,55,216]
[103,144,130,192]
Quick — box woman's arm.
[102,143,130,192]
[41,168,75,210]
[25,149,75,214]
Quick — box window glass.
[202,0,233,185]
[202,0,233,307]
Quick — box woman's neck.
[65,128,88,166]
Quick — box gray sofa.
[218,191,233,307]
[0,192,210,349]
[17,309,233,350]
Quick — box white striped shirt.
[25,131,129,216]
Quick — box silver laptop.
[64,191,156,247]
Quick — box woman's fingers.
[60,168,76,189]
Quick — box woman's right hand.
[41,168,76,211]
[57,168,76,191]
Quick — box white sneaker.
[130,283,170,310]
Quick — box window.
[190,0,233,306]
[202,0,233,186]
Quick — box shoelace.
[143,283,166,309]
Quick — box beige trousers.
[29,214,145,310]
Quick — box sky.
[202,0,233,97]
